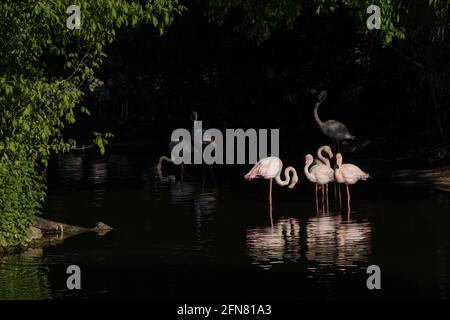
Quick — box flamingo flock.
[157,91,371,222]
[244,90,370,218]
[245,148,369,216]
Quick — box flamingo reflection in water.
[245,215,372,273]
[155,165,217,251]
[246,218,301,270]
[306,215,372,270]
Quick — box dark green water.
[0,152,449,299]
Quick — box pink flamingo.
[310,146,334,212]
[244,157,299,224]
[334,153,370,214]
[304,154,334,214]
[310,145,333,169]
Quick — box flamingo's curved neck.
[304,159,316,183]
[334,156,344,182]
[157,155,172,169]
[314,102,325,128]
[317,147,331,167]
[275,166,297,187]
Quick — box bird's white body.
[245,157,283,180]
[334,153,370,213]
[310,165,334,186]
[304,154,333,186]
[335,163,369,185]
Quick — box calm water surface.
[0,152,449,299]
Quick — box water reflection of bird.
[334,153,370,213]
[313,90,354,154]
[169,181,196,207]
[246,218,301,270]
[89,160,108,185]
[155,166,217,250]
[306,215,371,269]
[194,189,217,218]
[244,157,298,224]
[194,188,217,247]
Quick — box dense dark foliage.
[94,1,450,161]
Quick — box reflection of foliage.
[0,249,51,300]
[0,0,185,245]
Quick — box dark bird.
[313,90,354,153]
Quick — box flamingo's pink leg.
[338,184,342,211]
[325,184,329,213]
[269,178,273,226]
[315,184,319,214]
[333,182,337,210]
[332,141,338,211]
[321,185,325,213]
[346,185,351,215]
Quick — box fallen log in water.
[0,217,113,255]
[34,217,113,237]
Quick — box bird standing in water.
[304,154,334,214]
[334,153,370,214]
[313,91,355,209]
[157,111,214,183]
[244,157,298,225]
[308,146,334,213]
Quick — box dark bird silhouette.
[157,111,214,184]
[313,90,354,153]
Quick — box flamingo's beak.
[288,181,298,189]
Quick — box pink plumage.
[334,153,370,213]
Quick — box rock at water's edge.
[27,226,43,242]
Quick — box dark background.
[66,3,449,170]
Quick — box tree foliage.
[205,0,449,46]
[0,0,185,246]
